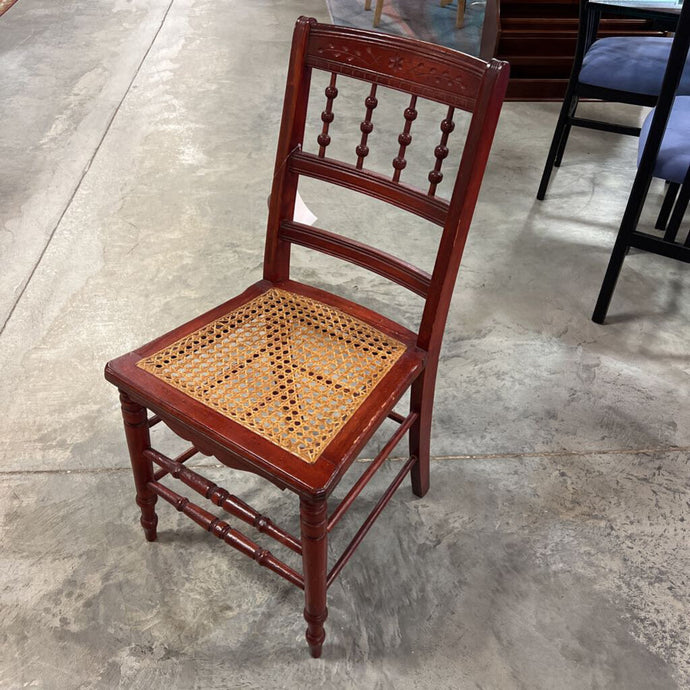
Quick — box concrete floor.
[1,0,688,688]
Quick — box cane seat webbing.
[137,288,406,463]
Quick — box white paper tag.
[293,192,317,226]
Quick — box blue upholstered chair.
[537,0,686,200]
[592,0,690,324]
[638,96,690,243]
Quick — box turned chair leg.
[409,372,433,498]
[120,391,158,541]
[300,497,328,658]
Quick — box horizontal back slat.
[305,24,487,111]
[280,220,432,298]
[290,151,449,226]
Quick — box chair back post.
[580,0,603,59]
[555,0,602,111]
[264,17,317,282]
[417,59,509,356]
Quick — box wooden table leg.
[457,0,465,28]
[373,0,384,27]
[440,0,464,29]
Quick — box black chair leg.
[664,180,690,242]
[655,181,680,230]
[592,232,630,324]
[537,93,578,200]
[592,155,655,324]
[554,99,579,167]
[553,123,572,168]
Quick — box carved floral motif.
[311,38,475,98]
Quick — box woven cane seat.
[137,288,407,463]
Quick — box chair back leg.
[409,371,434,498]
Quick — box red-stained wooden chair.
[105,17,508,657]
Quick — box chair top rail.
[305,22,490,111]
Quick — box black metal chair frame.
[592,0,690,323]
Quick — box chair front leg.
[300,497,328,658]
[120,391,158,541]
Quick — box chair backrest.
[264,18,509,356]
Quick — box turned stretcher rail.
[144,448,303,554]
[328,412,418,532]
[327,454,417,587]
[148,480,304,589]
[153,446,199,481]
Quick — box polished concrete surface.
[1,0,688,688]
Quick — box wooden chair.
[366,0,466,29]
[536,0,685,200]
[105,17,509,657]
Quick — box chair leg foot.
[120,392,158,542]
[410,455,430,498]
[300,498,328,658]
[592,238,629,324]
[137,496,159,542]
[304,608,327,658]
